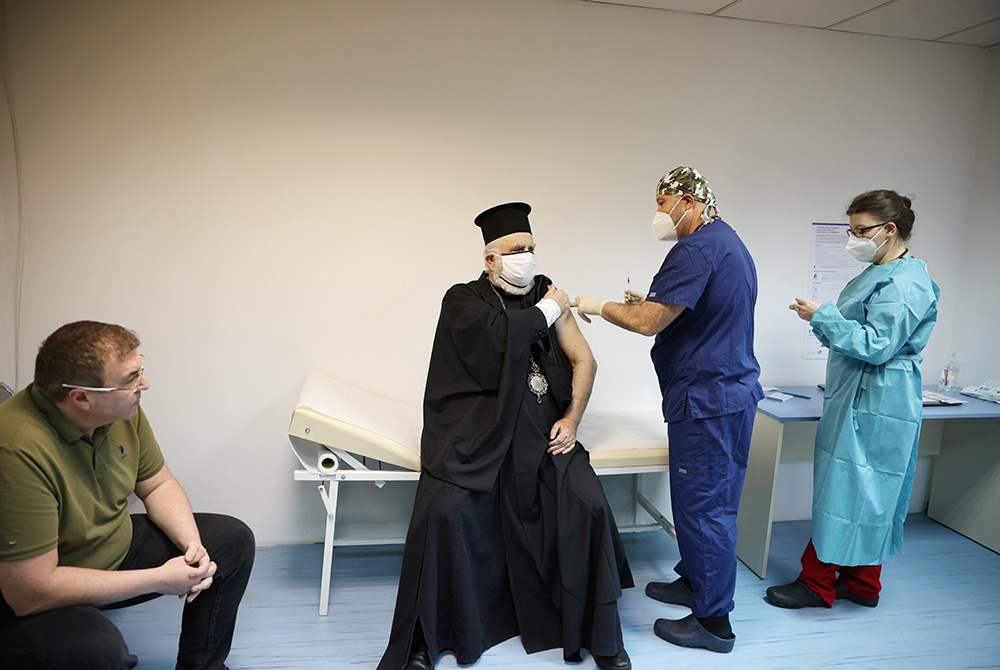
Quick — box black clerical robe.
[377,273,632,670]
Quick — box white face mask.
[845,226,887,263]
[498,250,536,290]
[651,199,690,241]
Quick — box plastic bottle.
[938,353,959,393]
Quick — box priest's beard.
[489,267,534,296]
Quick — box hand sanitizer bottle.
[938,353,959,393]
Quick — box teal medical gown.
[809,256,939,566]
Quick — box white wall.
[1,0,993,543]
[954,45,1000,385]
[0,18,18,388]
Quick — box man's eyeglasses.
[61,355,145,393]
[846,223,886,238]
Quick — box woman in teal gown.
[766,190,939,609]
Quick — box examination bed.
[289,370,672,615]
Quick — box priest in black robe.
[377,202,633,670]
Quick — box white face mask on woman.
[651,199,690,242]
[845,225,887,263]
[498,250,536,290]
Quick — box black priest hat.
[474,202,532,244]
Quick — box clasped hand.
[161,542,216,603]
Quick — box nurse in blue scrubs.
[766,190,939,610]
[574,166,764,654]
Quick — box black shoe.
[593,648,631,670]
[405,641,432,670]
[645,579,695,607]
[653,614,735,654]
[835,583,879,607]
[765,579,830,609]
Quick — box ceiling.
[580,0,1000,48]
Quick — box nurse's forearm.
[811,302,903,365]
[601,301,685,337]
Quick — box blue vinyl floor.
[105,513,1000,669]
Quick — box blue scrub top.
[647,219,764,422]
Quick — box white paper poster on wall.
[803,222,863,360]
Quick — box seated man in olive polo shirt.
[0,321,255,670]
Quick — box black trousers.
[0,513,255,670]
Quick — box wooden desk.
[736,386,1000,578]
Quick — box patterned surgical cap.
[656,166,718,217]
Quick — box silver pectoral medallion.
[528,356,548,404]
[491,282,548,404]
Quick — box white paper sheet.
[803,222,864,360]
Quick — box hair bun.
[847,189,916,241]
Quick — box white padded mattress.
[289,371,668,473]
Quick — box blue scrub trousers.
[667,406,755,619]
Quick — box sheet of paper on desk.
[766,392,793,401]
[921,390,966,406]
[961,381,1000,404]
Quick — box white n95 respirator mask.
[651,200,690,242]
[845,228,887,263]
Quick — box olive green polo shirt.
[0,385,165,569]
